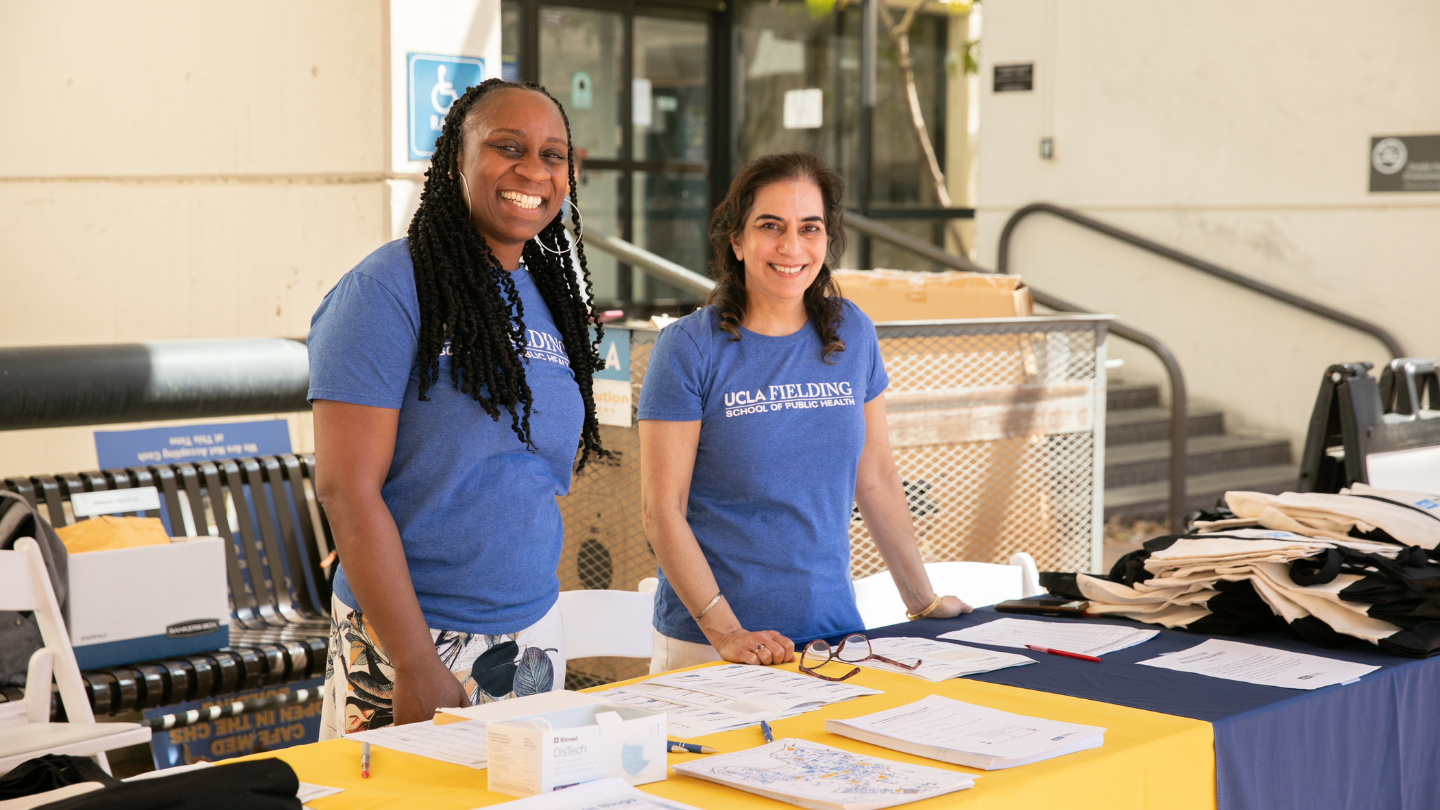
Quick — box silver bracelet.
[693,593,723,622]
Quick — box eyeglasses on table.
[798,633,922,682]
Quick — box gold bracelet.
[906,594,943,621]
[693,593,723,622]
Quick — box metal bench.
[2,454,334,716]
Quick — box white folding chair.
[852,553,1043,631]
[0,538,151,775]
[557,586,656,660]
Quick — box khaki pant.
[648,629,722,674]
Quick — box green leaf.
[806,0,836,19]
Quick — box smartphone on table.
[994,598,1091,617]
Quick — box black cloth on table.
[0,755,119,800]
[21,759,300,810]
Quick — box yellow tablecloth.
[238,663,1215,809]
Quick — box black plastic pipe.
[0,338,311,431]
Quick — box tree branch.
[876,0,968,256]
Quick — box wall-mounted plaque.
[1370,135,1440,193]
[994,63,1034,93]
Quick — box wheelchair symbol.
[430,64,460,132]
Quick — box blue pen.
[669,741,719,755]
[760,720,774,743]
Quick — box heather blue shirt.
[307,239,582,634]
[638,301,888,644]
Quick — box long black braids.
[408,78,606,471]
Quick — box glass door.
[536,6,627,304]
[632,15,710,305]
[517,1,716,314]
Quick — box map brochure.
[824,695,1105,770]
[851,637,1036,682]
[670,738,976,810]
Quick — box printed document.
[593,687,768,738]
[851,637,1035,682]
[645,664,881,713]
[940,618,1158,656]
[471,777,703,810]
[344,719,489,768]
[825,695,1104,770]
[672,738,976,810]
[1136,639,1381,689]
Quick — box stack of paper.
[598,664,881,739]
[825,695,1105,770]
[671,738,976,810]
[939,618,1158,656]
[345,719,490,768]
[849,637,1035,682]
[1137,638,1381,689]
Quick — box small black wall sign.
[994,63,1034,93]
[1370,135,1440,193]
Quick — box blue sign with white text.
[593,327,630,381]
[409,53,486,160]
[94,421,293,471]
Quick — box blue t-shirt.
[637,301,889,645]
[307,239,583,634]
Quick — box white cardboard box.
[67,537,230,670]
[486,704,667,798]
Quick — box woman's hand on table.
[926,595,973,620]
[716,628,796,666]
[391,658,470,726]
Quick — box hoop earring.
[533,200,583,255]
[457,172,474,216]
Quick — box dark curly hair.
[706,151,847,362]
[408,78,605,470]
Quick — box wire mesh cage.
[558,316,1108,688]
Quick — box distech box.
[486,704,667,798]
[67,537,230,670]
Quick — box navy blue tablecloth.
[870,608,1440,810]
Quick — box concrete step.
[1104,463,1298,521]
[1107,383,1161,412]
[1105,433,1292,489]
[1106,406,1225,446]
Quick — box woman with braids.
[638,152,971,673]
[307,79,604,736]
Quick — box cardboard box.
[67,537,230,670]
[486,704,667,798]
[833,268,1033,322]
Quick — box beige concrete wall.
[0,0,499,479]
[973,0,1440,449]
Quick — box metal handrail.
[846,210,1189,530]
[579,228,716,298]
[997,202,1407,358]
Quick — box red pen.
[1027,644,1102,663]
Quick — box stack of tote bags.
[1042,485,1440,657]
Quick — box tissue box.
[486,704,667,798]
[67,537,230,670]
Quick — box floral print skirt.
[319,594,566,740]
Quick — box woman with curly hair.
[639,151,971,673]
[308,79,604,735]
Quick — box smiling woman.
[305,79,604,738]
[637,152,972,674]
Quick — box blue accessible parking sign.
[408,53,486,161]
